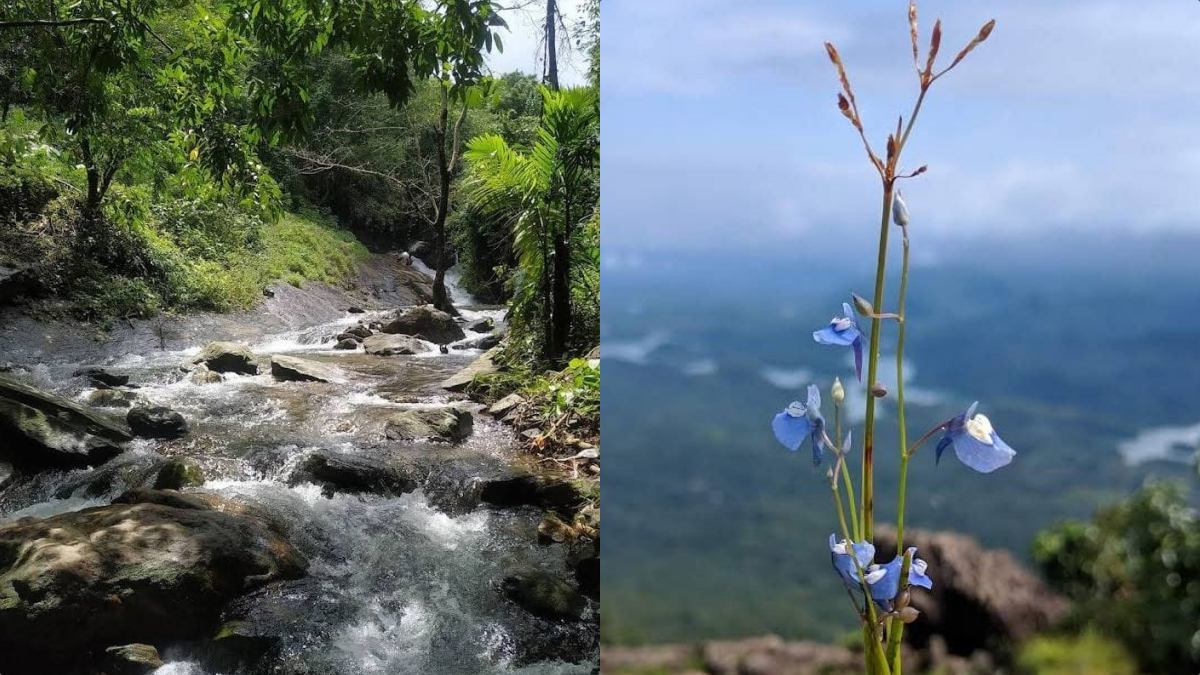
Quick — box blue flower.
[813,302,864,381]
[865,547,933,610]
[935,401,1017,473]
[771,384,827,464]
[829,533,875,588]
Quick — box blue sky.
[601,0,1200,253]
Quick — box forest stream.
[0,259,598,674]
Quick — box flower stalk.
[771,5,1000,674]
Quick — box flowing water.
[0,267,597,674]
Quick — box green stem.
[885,228,912,669]
[834,405,861,539]
[861,181,894,539]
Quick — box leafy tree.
[1033,481,1200,673]
[464,85,598,362]
[232,0,505,313]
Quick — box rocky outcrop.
[0,499,307,674]
[441,346,501,392]
[384,405,473,443]
[502,570,587,620]
[0,373,130,470]
[873,527,1070,658]
[363,334,431,356]
[127,405,189,439]
[334,338,359,350]
[380,305,465,343]
[287,449,424,497]
[269,355,344,383]
[190,341,259,375]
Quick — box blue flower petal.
[935,436,953,465]
[771,411,811,452]
[909,567,934,590]
[867,558,903,609]
[829,535,876,589]
[813,325,856,346]
[951,432,1016,473]
[805,384,822,411]
[852,540,875,569]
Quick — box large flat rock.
[441,347,501,392]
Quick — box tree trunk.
[544,0,559,90]
[431,85,458,317]
[81,137,102,218]
[550,232,571,363]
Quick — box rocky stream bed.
[0,258,598,674]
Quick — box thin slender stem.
[861,181,894,539]
[834,405,862,538]
[885,225,912,667]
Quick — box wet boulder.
[287,449,425,497]
[269,355,344,384]
[152,458,206,490]
[345,324,372,339]
[380,305,465,343]
[0,373,130,470]
[0,501,307,674]
[334,338,360,350]
[52,454,187,500]
[384,405,473,443]
[502,570,587,621]
[189,365,224,384]
[87,388,143,408]
[465,317,495,333]
[127,405,189,439]
[452,334,501,351]
[335,331,364,344]
[363,334,432,356]
[190,341,259,375]
[73,366,130,388]
[480,473,589,517]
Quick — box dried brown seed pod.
[871,383,888,398]
[899,606,921,624]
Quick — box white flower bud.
[893,192,910,228]
[831,377,845,405]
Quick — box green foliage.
[463,86,599,362]
[1032,481,1200,673]
[531,357,599,425]
[1016,631,1137,675]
